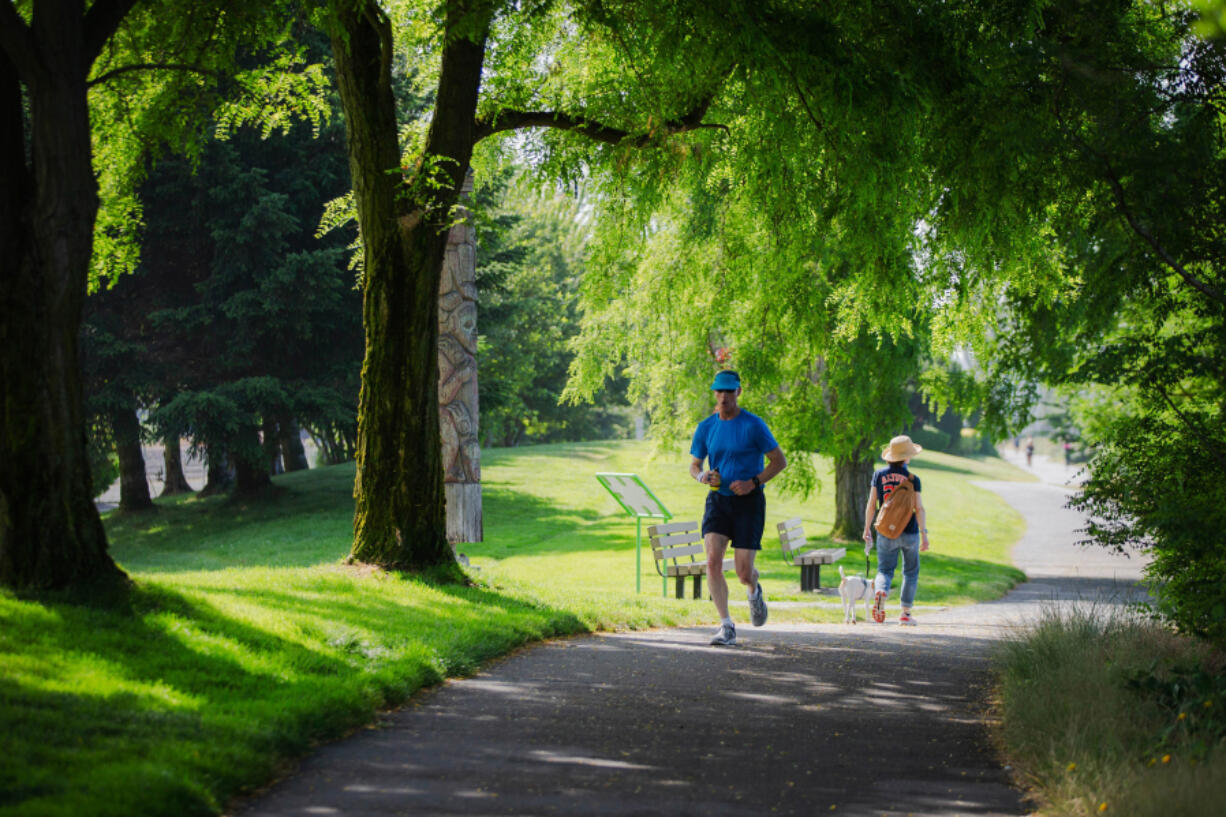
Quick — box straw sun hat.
[881,434,923,462]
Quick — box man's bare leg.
[734,549,759,592]
[705,533,731,619]
[737,549,768,626]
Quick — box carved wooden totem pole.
[439,172,482,543]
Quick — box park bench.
[646,520,735,599]
[776,517,846,592]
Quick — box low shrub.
[993,606,1226,817]
[911,425,952,452]
[956,427,996,456]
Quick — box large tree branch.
[87,61,218,87]
[1066,125,1226,308]
[83,0,140,65]
[359,0,393,105]
[0,1,39,82]
[473,93,726,147]
[1099,161,1226,308]
[1156,384,1226,471]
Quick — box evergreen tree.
[1,0,327,591]
[131,120,360,495]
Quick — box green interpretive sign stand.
[595,472,672,593]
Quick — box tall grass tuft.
[992,605,1226,816]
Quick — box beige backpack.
[874,476,916,538]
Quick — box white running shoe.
[709,623,737,646]
[749,583,768,627]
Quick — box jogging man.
[690,370,787,646]
[861,435,930,626]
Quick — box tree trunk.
[278,415,309,472]
[111,406,153,511]
[831,443,875,542]
[200,449,233,496]
[329,0,487,573]
[234,425,272,493]
[160,436,194,496]
[262,415,283,476]
[0,18,126,591]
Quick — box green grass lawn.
[0,439,1031,817]
[472,440,1031,617]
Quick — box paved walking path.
[231,468,1148,817]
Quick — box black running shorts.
[701,489,766,550]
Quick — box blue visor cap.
[710,371,741,391]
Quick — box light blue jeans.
[875,531,920,609]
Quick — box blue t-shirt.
[690,410,779,496]
[872,464,922,535]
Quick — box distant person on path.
[690,370,787,646]
[1025,436,1035,467]
[861,435,930,626]
[1063,440,1073,467]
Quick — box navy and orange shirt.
[872,463,922,535]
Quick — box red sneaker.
[899,612,917,626]
[872,591,886,623]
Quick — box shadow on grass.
[108,470,622,573]
[467,486,622,557]
[0,571,586,817]
[105,467,359,573]
[2,584,338,817]
[481,440,627,466]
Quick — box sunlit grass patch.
[0,569,582,817]
[470,440,1028,607]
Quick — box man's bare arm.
[691,455,712,485]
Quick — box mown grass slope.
[1,439,1029,816]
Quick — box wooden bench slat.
[777,520,846,592]
[665,558,734,577]
[647,521,700,536]
[654,544,705,560]
[651,520,740,598]
[794,547,846,565]
[649,531,704,548]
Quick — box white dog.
[838,565,876,624]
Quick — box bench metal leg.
[800,564,821,592]
[693,574,703,600]
[675,576,685,599]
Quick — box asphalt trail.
[231,477,1148,817]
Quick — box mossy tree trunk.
[329,0,487,572]
[831,442,874,542]
[327,0,717,572]
[0,3,131,591]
